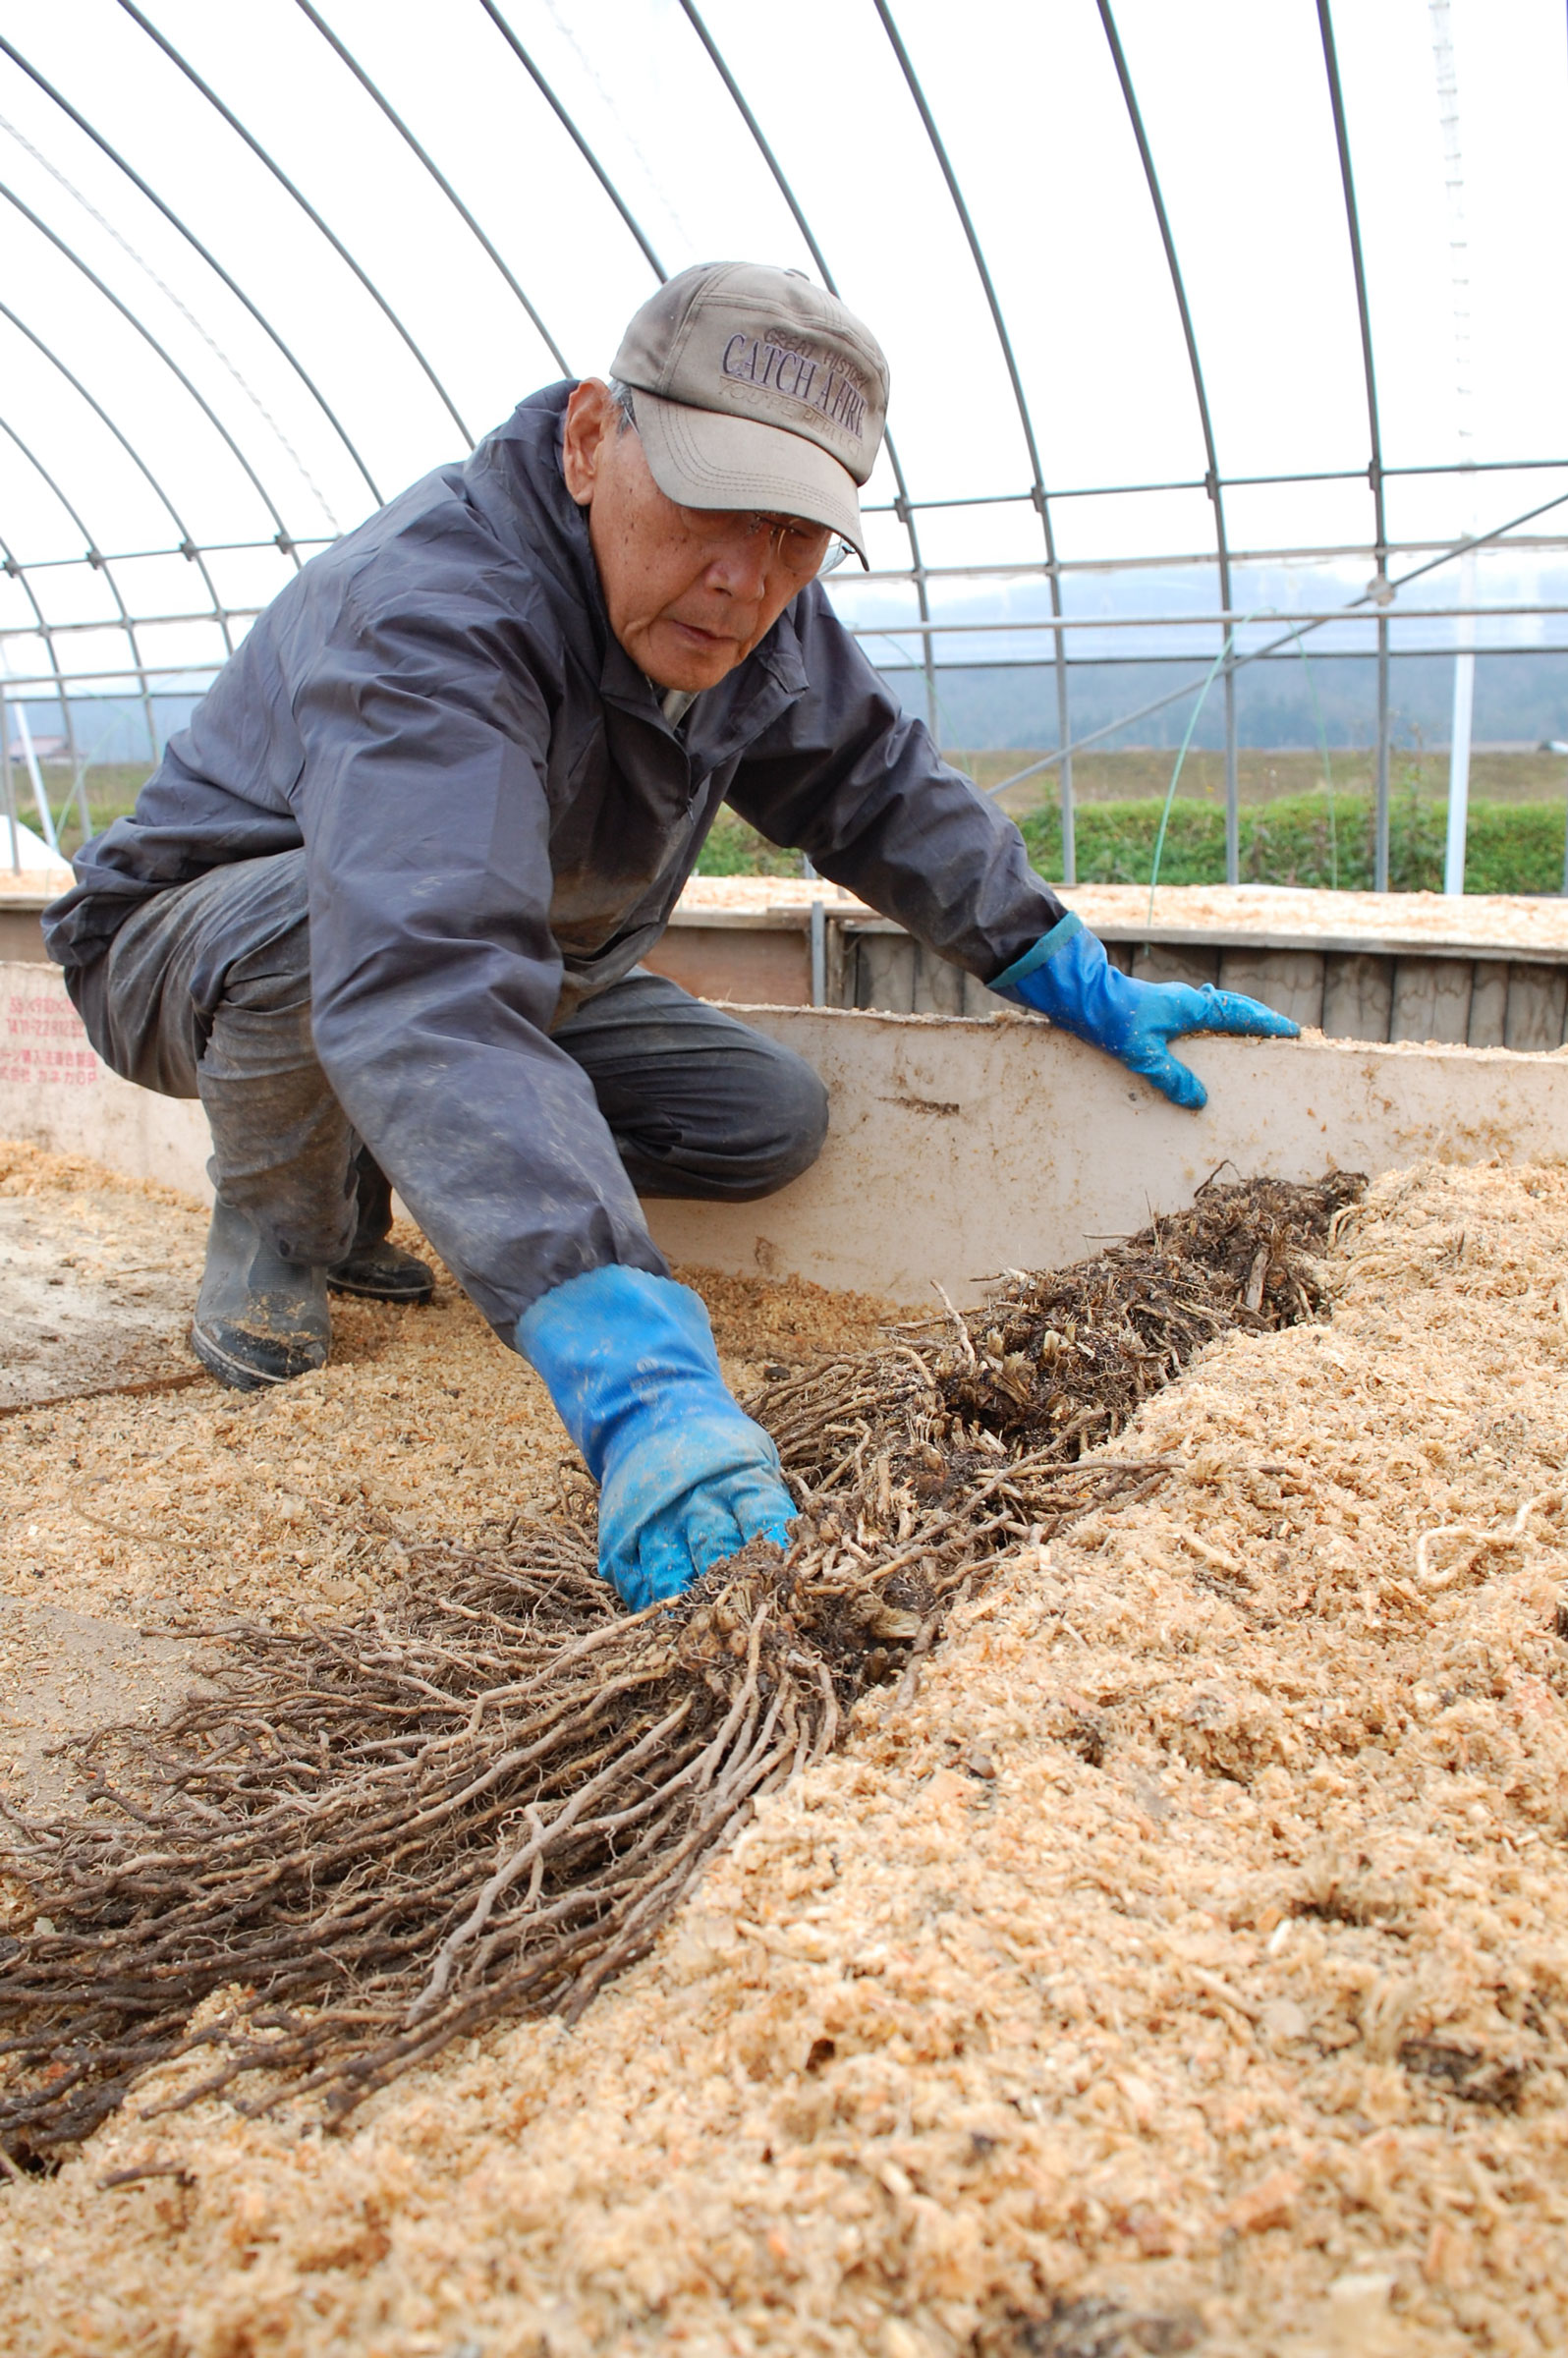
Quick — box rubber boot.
[325,1151,435,1304]
[190,1199,331,1390]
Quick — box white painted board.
[4,963,1566,1306]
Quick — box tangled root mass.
[0,1172,1360,2158]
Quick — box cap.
[610,260,889,563]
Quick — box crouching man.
[44,262,1296,1609]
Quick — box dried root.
[0,1172,1359,2157]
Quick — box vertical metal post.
[893,492,939,739]
[809,898,826,1008]
[1223,660,1239,883]
[63,691,91,847]
[1374,615,1391,890]
[1098,4,1236,883]
[0,685,19,873]
[1444,668,1474,894]
[55,678,88,847]
[1056,617,1076,886]
[1318,0,1390,898]
[1444,550,1476,897]
[1430,0,1473,900]
[14,696,58,852]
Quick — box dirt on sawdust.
[1,1146,1568,2353]
[0,1141,890,1647]
[674,874,1568,958]
[0,1145,203,1411]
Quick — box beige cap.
[610,261,889,563]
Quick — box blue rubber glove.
[990,912,1299,1110]
[517,1264,796,1610]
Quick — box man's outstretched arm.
[730,588,1297,1105]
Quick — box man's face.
[561,380,833,693]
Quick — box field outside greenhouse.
[31,747,1568,897]
[688,749,1568,896]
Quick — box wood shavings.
[1416,1492,1566,1592]
[0,1176,1334,2154]
[672,875,1568,961]
[2,1151,1568,2353]
[1057,880,1568,957]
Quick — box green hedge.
[1017,789,1567,896]
[696,808,805,877]
[696,787,1568,895]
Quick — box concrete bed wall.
[4,959,1566,1306]
[841,926,1568,1049]
[8,889,1568,1048]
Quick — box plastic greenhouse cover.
[0,0,1563,741]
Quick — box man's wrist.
[988,910,1085,996]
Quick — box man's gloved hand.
[518,1264,795,1610]
[989,912,1299,1110]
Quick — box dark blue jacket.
[46,383,1065,1326]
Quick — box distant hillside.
[882,648,1568,752]
[845,558,1568,751]
[14,550,1568,764]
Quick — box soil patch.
[0,1147,204,1412]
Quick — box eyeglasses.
[672,503,858,582]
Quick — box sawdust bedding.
[1056,884,1568,957]
[2,1153,1568,2353]
[674,877,1568,959]
[0,1143,204,1412]
[0,1143,890,1640]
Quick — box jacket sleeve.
[726,587,1067,980]
[295,581,666,1333]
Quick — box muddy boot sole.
[325,1253,435,1305]
[191,1202,332,1390]
[189,1316,328,1390]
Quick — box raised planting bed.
[1,1145,1567,2352]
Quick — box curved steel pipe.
[0,301,232,655]
[675,0,942,743]
[871,0,1076,873]
[0,31,383,508]
[0,408,163,757]
[116,0,475,447]
[1097,0,1239,877]
[292,0,570,379]
[0,181,300,560]
[0,518,88,834]
[980,479,1568,796]
[475,1,666,282]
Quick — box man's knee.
[606,1028,829,1203]
[214,858,313,1023]
[77,849,314,1097]
[692,1037,827,1199]
[223,913,312,1014]
[752,1042,829,1191]
[196,861,316,1079]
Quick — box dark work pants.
[71,849,829,1268]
